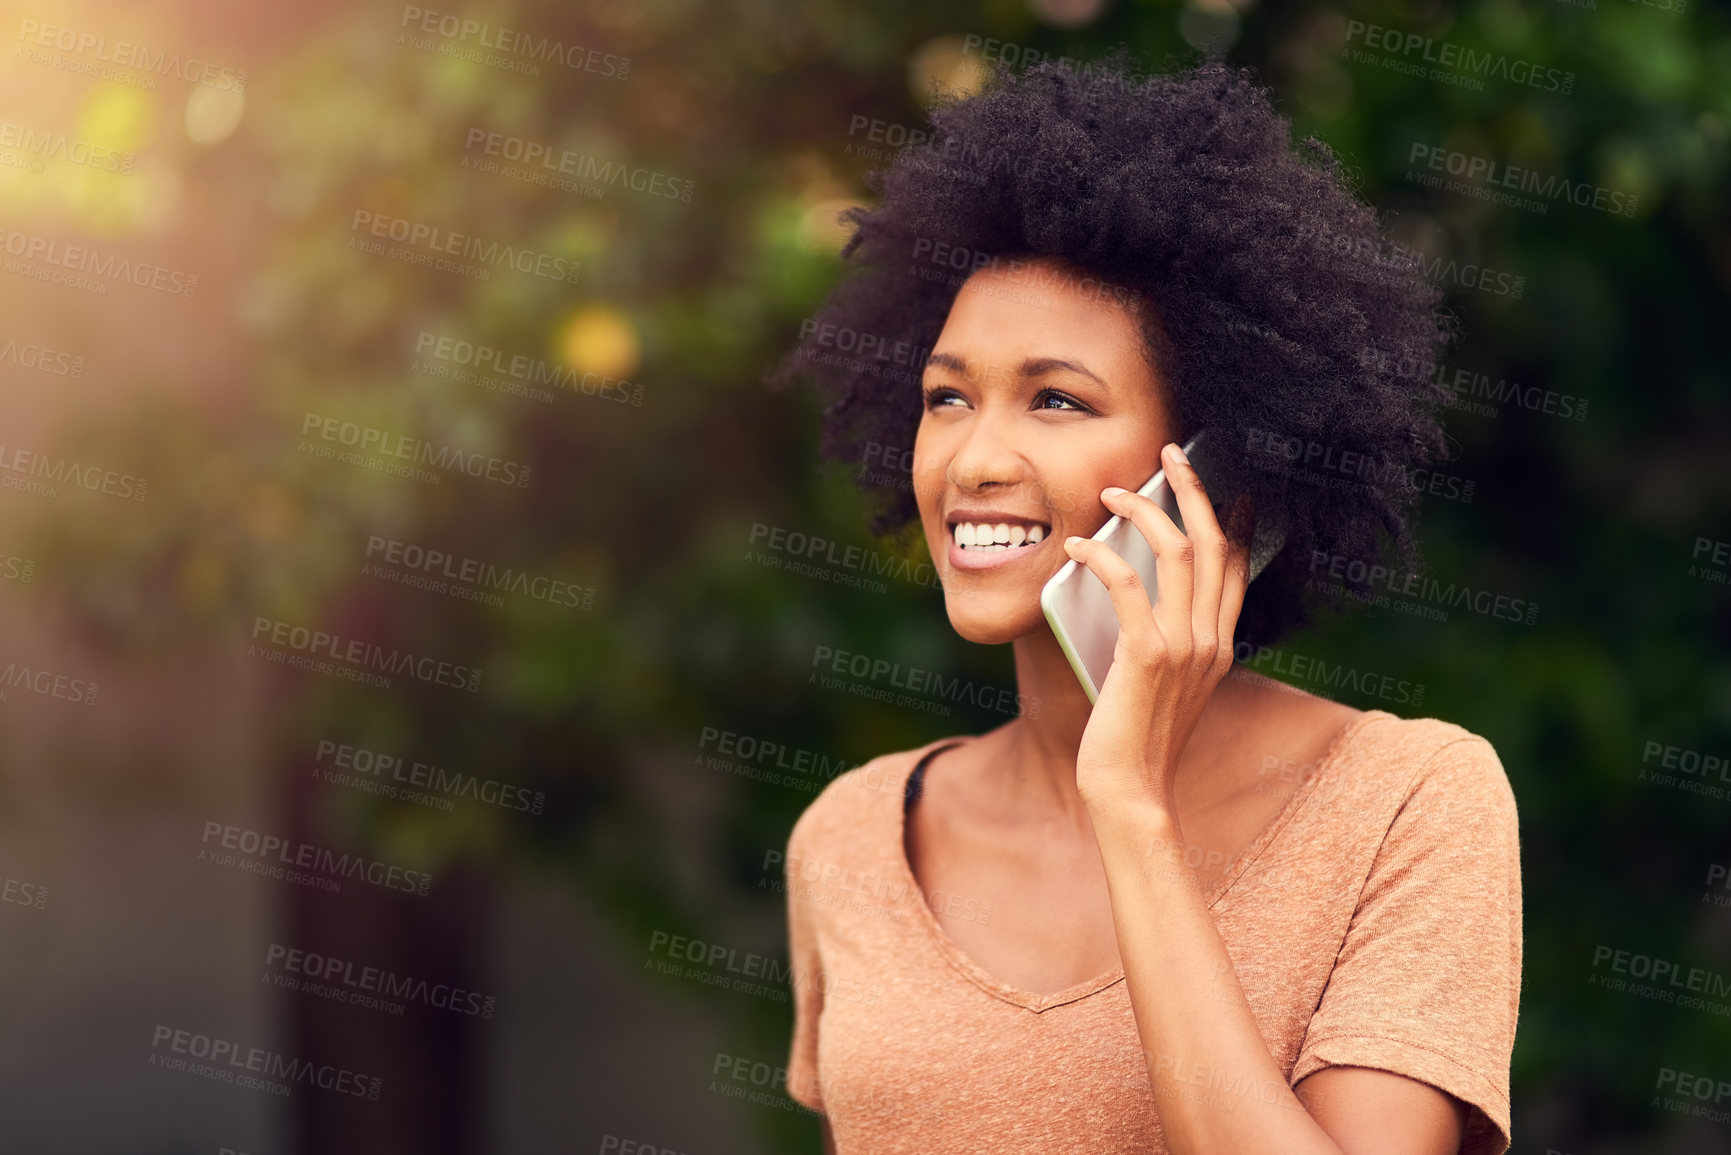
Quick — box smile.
[953,522,1046,551]
[945,514,1051,571]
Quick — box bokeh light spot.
[78,85,155,154]
[186,87,246,145]
[908,36,991,105]
[558,305,640,379]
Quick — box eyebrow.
[925,352,1107,388]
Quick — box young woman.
[772,57,1521,1155]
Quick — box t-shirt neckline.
[888,708,1394,1014]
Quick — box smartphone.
[1039,429,1286,703]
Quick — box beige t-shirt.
[783,709,1522,1153]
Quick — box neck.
[998,627,1246,821]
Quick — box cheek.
[1045,455,1144,527]
[910,429,944,506]
[1044,467,1109,526]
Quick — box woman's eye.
[922,387,964,409]
[1034,390,1087,412]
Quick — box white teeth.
[951,521,1050,550]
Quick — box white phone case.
[1038,430,1286,703]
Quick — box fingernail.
[1166,442,1188,465]
[1065,535,1084,548]
[1101,486,1127,499]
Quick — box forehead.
[935,260,1152,374]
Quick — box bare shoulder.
[787,734,972,853]
[1215,667,1368,771]
[1225,667,1507,779]
[1213,677,1517,867]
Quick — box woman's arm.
[1087,794,1465,1155]
[1063,441,1467,1155]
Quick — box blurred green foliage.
[19,0,1731,1150]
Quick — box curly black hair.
[770,52,1457,647]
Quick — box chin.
[943,589,1046,645]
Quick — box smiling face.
[913,258,1180,645]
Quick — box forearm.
[1089,795,1345,1155]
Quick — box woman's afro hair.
[771,52,1457,647]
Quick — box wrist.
[1083,786,1179,840]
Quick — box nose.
[945,406,1027,493]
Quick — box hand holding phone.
[1039,429,1285,703]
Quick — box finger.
[1099,481,1193,645]
[1157,441,1230,649]
[1216,494,1255,669]
[1062,534,1162,649]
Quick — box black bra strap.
[904,742,966,814]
